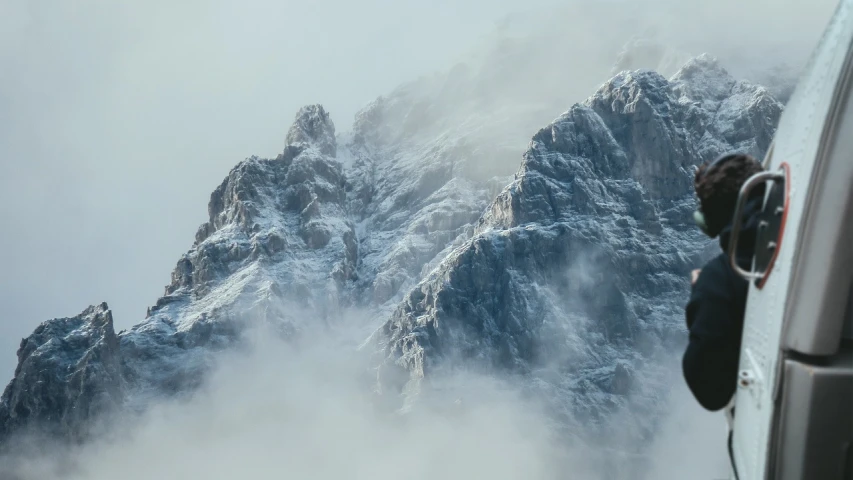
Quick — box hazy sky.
[0,0,839,382]
[0,0,561,379]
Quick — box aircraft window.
[843,278,853,340]
[752,164,789,289]
[727,164,789,284]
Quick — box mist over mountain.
[0,0,833,380]
[1,54,781,479]
[0,0,835,478]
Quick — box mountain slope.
[0,55,781,450]
[0,304,122,441]
[372,54,780,441]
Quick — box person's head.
[693,153,764,238]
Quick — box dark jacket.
[682,195,763,411]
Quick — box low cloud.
[2,311,733,480]
[2,320,577,480]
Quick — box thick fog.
[0,0,840,477]
[1,317,728,480]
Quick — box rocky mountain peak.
[157,149,354,322]
[0,303,123,442]
[285,104,337,157]
[374,56,781,438]
[669,53,737,104]
[0,56,785,465]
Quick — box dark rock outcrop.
[285,104,337,157]
[0,304,122,443]
[373,56,781,434]
[2,107,358,443]
[0,55,783,451]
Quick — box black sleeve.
[682,255,746,411]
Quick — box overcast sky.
[0,0,839,381]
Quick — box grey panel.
[783,35,853,356]
[774,349,853,480]
[845,282,853,340]
[751,174,787,283]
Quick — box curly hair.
[694,153,765,237]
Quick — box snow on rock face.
[613,34,802,106]
[160,106,356,322]
[0,108,358,443]
[0,303,122,442]
[373,57,781,437]
[128,107,358,394]
[344,98,507,309]
[285,104,337,157]
[0,55,782,447]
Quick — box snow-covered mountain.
[371,55,780,456]
[0,53,781,461]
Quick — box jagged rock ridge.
[373,55,780,443]
[1,105,360,441]
[0,56,782,453]
[0,304,122,441]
